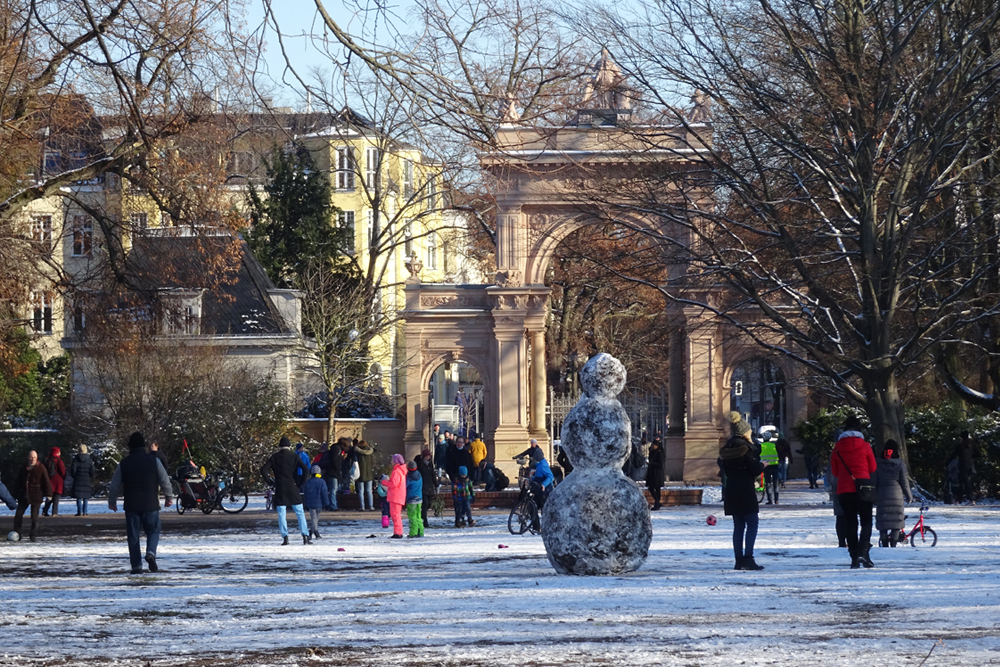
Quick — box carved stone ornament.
[494,270,523,288]
[541,353,652,575]
[405,258,424,279]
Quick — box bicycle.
[507,456,541,535]
[755,472,765,503]
[898,505,937,547]
[175,470,249,515]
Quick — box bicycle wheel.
[526,500,541,535]
[176,500,185,515]
[508,500,533,535]
[219,486,249,514]
[201,500,214,515]
[910,526,937,547]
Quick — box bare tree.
[562,0,1000,455]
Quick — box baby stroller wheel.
[176,501,185,515]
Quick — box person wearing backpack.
[759,433,780,505]
[41,447,66,517]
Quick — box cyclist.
[760,430,780,505]
[529,448,554,513]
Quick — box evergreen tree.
[245,144,350,288]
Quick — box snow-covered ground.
[2,482,999,666]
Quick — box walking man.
[108,432,174,573]
[261,436,311,545]
[13,450,52,542]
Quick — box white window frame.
[426,232,438,269]
[339,211,356,255]
[426,174,437,211]
[365,146,381,193]
[403,159,414,199]
[404,219,414,258]
[336,147,356,190]
[72,215,93,257]
[30,291,53,333]
[130,212,148,231]
[31,215,53,248]
[366,210,376,249]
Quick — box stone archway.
[401,52,744,479]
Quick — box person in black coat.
[108,432,174,574]
[718,414,766,571]
[645,438,667,510]
[261,437,311,546]
[415,448,438,529]
[69,445,97,516]
[445,437,474,483]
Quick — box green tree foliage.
[245,144,349,288]
[0,327,70,426]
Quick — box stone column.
[495,204,525,280]
[681,309,725,479]
[489,303,531,462]
[528,328,550,452]
[402,277,428,461]
[664,324,686,480]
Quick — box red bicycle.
[898,505,937,547]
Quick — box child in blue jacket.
[377,474,390,528]
[405,461,424,537]
[302,465,327,540]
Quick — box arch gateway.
[400,54,808,479]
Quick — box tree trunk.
[863,373,907,465]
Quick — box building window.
[339,211,356,255]
[426,175,437,211]
[404,219,413,258]
[73,304,86,333]
[31,291,53,333]
[336,147,356,190]
[426,232,437,269]
[365,146,381,193]
[130,212,148,232]
[72,215,93,256]
[43,150,60,174]
[31,215,53,248]
[184,306,196,334]
[403,160,414,199]
[372,289,382,324]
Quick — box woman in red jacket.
[830,415,878,568]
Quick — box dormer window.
[161,289,204,335]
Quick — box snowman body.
[541,353,652,575]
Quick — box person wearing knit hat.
[452,464,476,528]
[405,460,424,537]
[107,432,174,573]
[302,463,328,540]
[41,446,66,517]
[387,454,408,538]
[70,444,97,516]
[261,436,311,546]
[729,411,753,440]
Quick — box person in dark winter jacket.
[149,442,169,476]
[718,413,766,570]
[41,447,66,517]
[415,448,438,529]
[645,438,666,510]
[261,436,311,546]
[317,443,338,510]
[354,440,376,510]
[302,465,327,540]
[69,445,97,516]
[108,432,174,573]
[874,440,912,547]
[405,460,424,537]
[445,437,474,483]
[13,450,52,542]
[831,415,877,569]
[775,433,793,488]
[340,439,357,494]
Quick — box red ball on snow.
[706,515,718,526]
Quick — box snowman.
[542,353,652,575]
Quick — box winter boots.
[455,519,465,528]
[735,556,764,571]
[302,534,312,545]
[281,536,290,546]
[850,545,875,569]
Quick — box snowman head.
[580,353,626,398]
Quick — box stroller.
[174,463,216,514]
